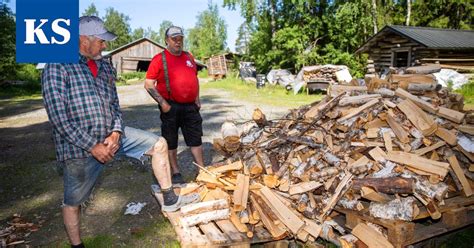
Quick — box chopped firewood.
[458,125,474,135]
[435,128,457,146]
[289,181,323,195]
[338,99,379,122]
[353,177,414,194]
[447,155,473,197]
[352,222,394,248]
[319,173,354,221]
[233,174,250,211]
[414,141,446,156]
[386,151,449,179]
[180,208,230,227]
[437,106,465,124]
[395,88,438,114]
[382,131,393,151]
[360,186,391,203]
[209,160,243,174]
[252,108,268,127]
[397,99,437,136]
[249,194,288,239]
[181,199,229,216]
[262,174,279,188]
[386,114,410,143]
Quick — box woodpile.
[172,76,473,247]
[0,214,42,246]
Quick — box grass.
[201,77,323,108]
[455,80,474,109]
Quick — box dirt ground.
[0,82,290,246]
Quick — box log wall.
[110,39,164,74]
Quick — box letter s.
[51,19,70,45]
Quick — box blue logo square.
[16,0,79,63]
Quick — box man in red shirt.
[145,26,204,184]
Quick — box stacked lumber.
[0,214,41,246]
[176,82,473,247]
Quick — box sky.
[7,0,245,52]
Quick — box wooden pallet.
[336,195,474,248]
[163,210,282,248]
[152,188,286,247]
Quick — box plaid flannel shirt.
[42,55,123,161]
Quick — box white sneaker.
[161,193,200,212]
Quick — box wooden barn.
[355,25,474,74]
[104,37,165,74]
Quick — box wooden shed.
[106,37,166,74]
[355,25,474,74]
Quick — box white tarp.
[433,69,469,90]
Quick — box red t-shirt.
[146,50,198,103]
[87,59,98,78]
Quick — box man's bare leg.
[168,149,179,174]
[147,137,199,211]
[63,206,82,245]
[148,137,172,189]
[190,145,204,166]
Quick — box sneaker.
[172,173,186,184]
[162,193,200,212]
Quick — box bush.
[119,71,146,81]
[198,69,208,78]
[16,64,41,83]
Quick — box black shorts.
[160,101,203,150]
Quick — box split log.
[360,186,392,203]
[319,173,354,221]
[289,181,323,195]
[338,99,379,122]
[339,94,381,107]
[386,151,449,179]
[447,155,473,197]
[180,208,230,227]
[397,99,437,136]
[437,107,465,124]
[395,88,438,114]
[458,125,474,135]
[374,88,395,97]
[352,177,414,194]
[252,108,268,127]
[246,155,263,175]
[209,160,243,174]
[249,194,288,239]
[329,85,367,97]
[221,122,240,152]
[369,197,417,221]
[435,128,457,146]
[233,174,250,211]
[406,64,441,74]
[352,222,394,248]
[386,114,410,143]
[180,199,228,216]
[260,186,305,234]
[257,151,273,175]
[414,141,446,156]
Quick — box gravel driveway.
[0,81,293,246]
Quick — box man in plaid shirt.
[42,16,198,248]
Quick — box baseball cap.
[166,26,184,38]
[79,16,117,41]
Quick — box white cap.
[79,16,117,41]
[166,26,184,38]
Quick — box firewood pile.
[174,68,473,247]
[0,214,41,247]
[301,65,346,83]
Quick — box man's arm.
[42,64,114,163]
[144,78,171,112]
[42,64,98,152]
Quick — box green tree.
[82,3,99,16]
[103,8,132,50]
[235,22,253,55]
[187,2,227,59]
[131,27,145,40]
[158,20,174,44]
[0,2,16,82]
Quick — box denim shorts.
[62,126,158,206]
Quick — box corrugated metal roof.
[389,25,474,49]
[356,25,474,53]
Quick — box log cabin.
[355,25,474,75]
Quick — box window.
[393,51,409,67]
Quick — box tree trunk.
[371,0,378,33]
[406,0,411,26]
